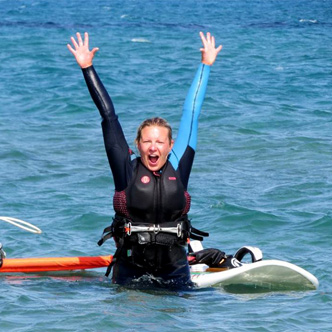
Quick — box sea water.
[0,0,331,331]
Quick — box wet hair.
[135,117,173,145]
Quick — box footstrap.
[234,246,263,262]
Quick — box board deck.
[190,259,319,291]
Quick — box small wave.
[131,38,150,43]
[275,65,284,71]
[306,213,332,230]
[299,19,318,24]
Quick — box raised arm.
[169,32,222,188]
[67,32,115,121]
[68,32,132,192]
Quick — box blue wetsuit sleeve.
[169,63,210,189]
[82,66,132,192]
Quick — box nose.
[149,143,157,152]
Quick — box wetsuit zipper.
[151,170,162,271]
[153,170,162,225]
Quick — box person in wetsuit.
[67,31,222,286]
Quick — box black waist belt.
[97,216,209,277]
[97,217,209,247]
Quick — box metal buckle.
[125,222,132,236]
[177,223,182,237]
[153,224,161,234]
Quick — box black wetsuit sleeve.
[82,66,132,192]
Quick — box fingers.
[91,47,99,56]
[199,31,222,65]
[84,32,89,48]
[199,31,206,46]
[200,31,219,50]
[211,35,216,48]
[66,43,75,55]
[216,44,223,54]
[68,32,89,50]
[77,32,83,46]
[206,32,211,43]
[70,36,79,50]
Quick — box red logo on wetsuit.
[141,176,151,184]
[168,177,176,180]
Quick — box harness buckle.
[123,220,190,239]
[177,223,182,237]
[153,224,161,234]
[125,222,132,236]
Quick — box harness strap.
[104,236,125,277]
[0,243,6,268]
[190,226,209,241]
[98,217,209,246]
[97,225,114,247]
[97,217,209,277]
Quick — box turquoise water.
[1,0,332,330]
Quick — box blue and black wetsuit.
[82,63,210,286]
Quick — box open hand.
[199,31,222,66]
[67,32,99,69]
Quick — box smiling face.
[137,125,174,171]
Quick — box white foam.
[299,19,317,23]
[131,38,150,43]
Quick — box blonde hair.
[135,117,173,145]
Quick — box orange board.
[0,255,112,273]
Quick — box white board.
[190,259,319,292]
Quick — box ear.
[136,141,142,154]
[169,139,174,150]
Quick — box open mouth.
[148,155,159,165]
